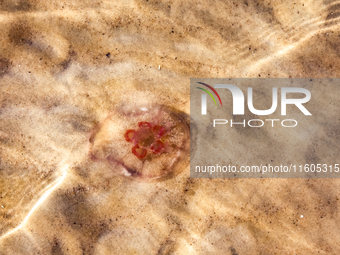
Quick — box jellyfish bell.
[88,103,190,182]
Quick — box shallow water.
[0,0,340,254]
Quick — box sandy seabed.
[0,0,340,254]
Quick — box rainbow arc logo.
[196,82,223,106]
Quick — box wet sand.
[1,0,340,254]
